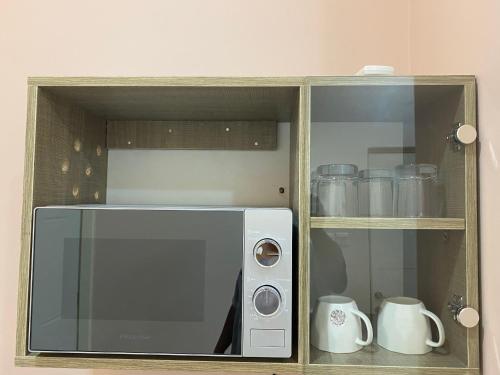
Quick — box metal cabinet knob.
[447,123,477,150]
[455,123,477,145]
[448,295,480,328]
[456,306,480,328]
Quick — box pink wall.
[410,1,500,373]
[1,0,498,374]
[0,1,410,374]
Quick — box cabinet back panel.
[106,123,290,207]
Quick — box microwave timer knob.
[253,285,281,316]
[254,239,281,267]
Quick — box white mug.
[311,295,373,353]
[377,296,445,354]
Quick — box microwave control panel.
[242,208,292,358]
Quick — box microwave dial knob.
[254,239,281,267]
[253,285,281,316]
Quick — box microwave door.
[31,208,245,356]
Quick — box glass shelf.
[310,217,465,230]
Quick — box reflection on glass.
[310,84,466,219]
[309,227,467,368]
[30,208,244,355]
[309,82,469,368]
[214,270,242,355]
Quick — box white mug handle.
[421,309,445,347]
[351,309,373,346]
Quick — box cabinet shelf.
[310,217,465,230]
[309,344,469,370]
[15,355,302,373]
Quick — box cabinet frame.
[16,76,478,374]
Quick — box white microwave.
[28,206,292,358]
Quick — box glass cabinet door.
[310,81,470,221]
[307,78,479,371]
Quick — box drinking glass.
[394,164,438,217]
[311,165,339,216]
[317,164,358,217]
[358,169,394,217]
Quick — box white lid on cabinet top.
[356,65,395,76]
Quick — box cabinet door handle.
[448,123,477,148]
[455,123,477,145]
[448,294,480,328]
[456,306,480,328]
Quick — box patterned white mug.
[311,295,373,353]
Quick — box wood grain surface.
[40,84,299,122]
[31,88,107,207]
[463,81,479,368]
[16,76,479,374]
[16,85,38,357]
[107,120,277,150]
[310,217,465,230]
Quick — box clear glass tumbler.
[317,164,358,217]
[394,164,438,218]
[311,165,337,216]
[358,169,394,217]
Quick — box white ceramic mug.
[377,296,445,354]
[311,295,373,353]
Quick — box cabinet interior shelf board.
[309,344,469,372]
[310,217,465,230]
[15,356,302,372]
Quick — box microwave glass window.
[30,208,244,355]
[62,238,207,322]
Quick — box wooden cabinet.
[16,76,479,374]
